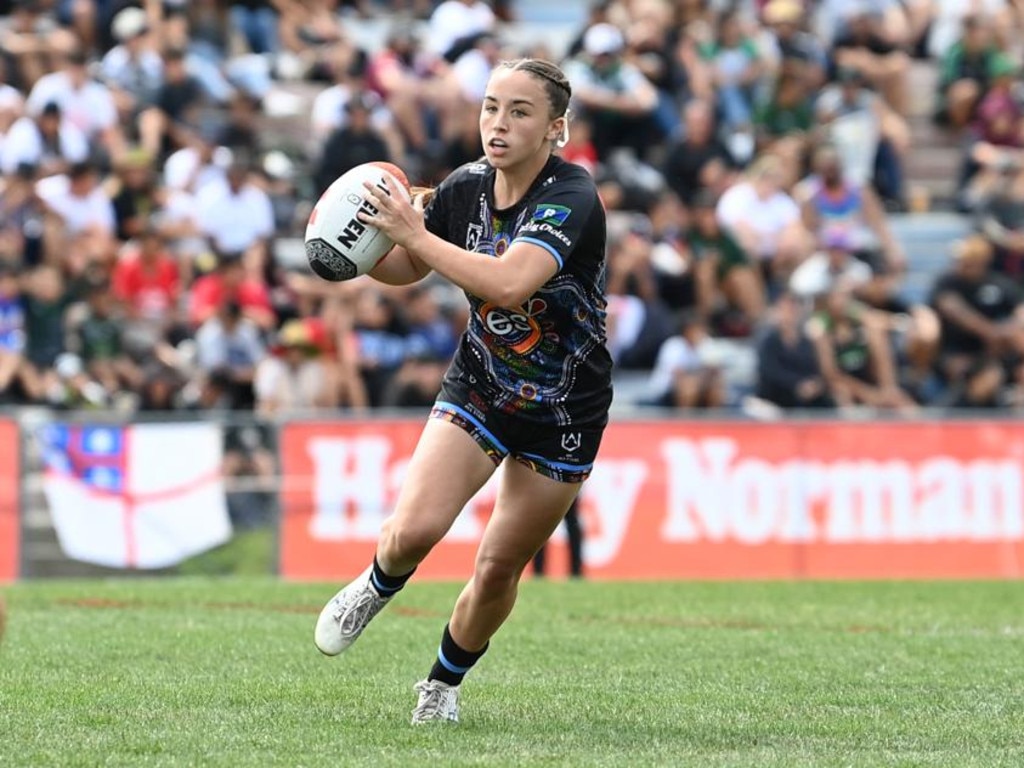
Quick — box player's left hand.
[359,177,426,250]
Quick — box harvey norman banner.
[0,418,19,581]
[280,420,1024,580]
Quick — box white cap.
[112,6,148,41]
[583,23,625,57]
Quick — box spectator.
[196,157,275,280]
[796,143,905,271]
[351,288,410,408]
[684,190,765,334]
[978,170,1024,278]
[643,310,726,409]
[930,235,1024,407]
[815,66,908,208]
[153,47,207,157]
[762,0,827,90]
[100,6,164,157]
[109,148,159,243]
[699,9,764,138]
[19,264,73,404]
[563,23,661,161]
[254,318,334,414]
[0,262,26,401]
[0,162,46,267]
[934,15,1004,132]
[68,278,144,402]
[756,291,833,409]
[26,46,125,161]
[34,160,117,273]
[806,283,916,411]
[195,299,265,410]
[716,153,810,289]
[427,0,496,63]
[229,1,280,56]
[829,3,910,116]
[315,92,392,195]
[958,57,1024,212]
[189,251,275,330]
[661,98,736,207]
[113,223,181,330]
[753,71,816,161]
[0,100,88,177]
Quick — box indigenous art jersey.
[424,155,613,426]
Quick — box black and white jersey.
[423,155,613,426]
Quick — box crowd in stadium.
[1,0,1024,415]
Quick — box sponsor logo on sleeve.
[532,204,571,226]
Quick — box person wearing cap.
[0,99,88,177]
[762,0,826,88]
[254,319,333,415]
[562,22,660,161]
[930,235,1024,407]
[100,7,163,129]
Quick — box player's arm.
[368,245,433,285]
[406,235,557,307]
[360,178,559,306]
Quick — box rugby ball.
[305,162,411,282]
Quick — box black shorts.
[430,379,607,484]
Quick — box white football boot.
[411,679,461,724]
[314,566,391,656]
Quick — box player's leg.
[314,417,501,656]
[411,460,581,724]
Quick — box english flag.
[39,423,232,569]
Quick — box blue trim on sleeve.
[513,236,564,269]
[434,401,510,455]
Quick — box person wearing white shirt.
[0,102,88,177]
[427,0,496,61]
[34,162,116,270]
[196,161,274,274]
[716,154,811,283]
[645,312,726,408]
[26,49,124,159]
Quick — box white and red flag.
[39,423,231,568]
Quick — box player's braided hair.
[499,59,572,118]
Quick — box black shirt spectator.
[315,92,390,196]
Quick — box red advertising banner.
[280,420,1024,580]
[0,419,20,581]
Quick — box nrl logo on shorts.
[560,432,582,453]
[532,204,571,226]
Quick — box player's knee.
[379,517,442,564]
[472,555,520,595]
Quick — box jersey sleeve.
[422,173,454,240]
[512,177,598,270]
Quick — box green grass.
[2,579,1023,767]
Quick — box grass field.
[2,578,1023,767]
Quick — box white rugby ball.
[304,162,411,282]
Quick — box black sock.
[369,555,415,598]
[428,624,488,686]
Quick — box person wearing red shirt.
[112,226,180,325]
[188,251,275,330]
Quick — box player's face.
[480,69,562,170]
